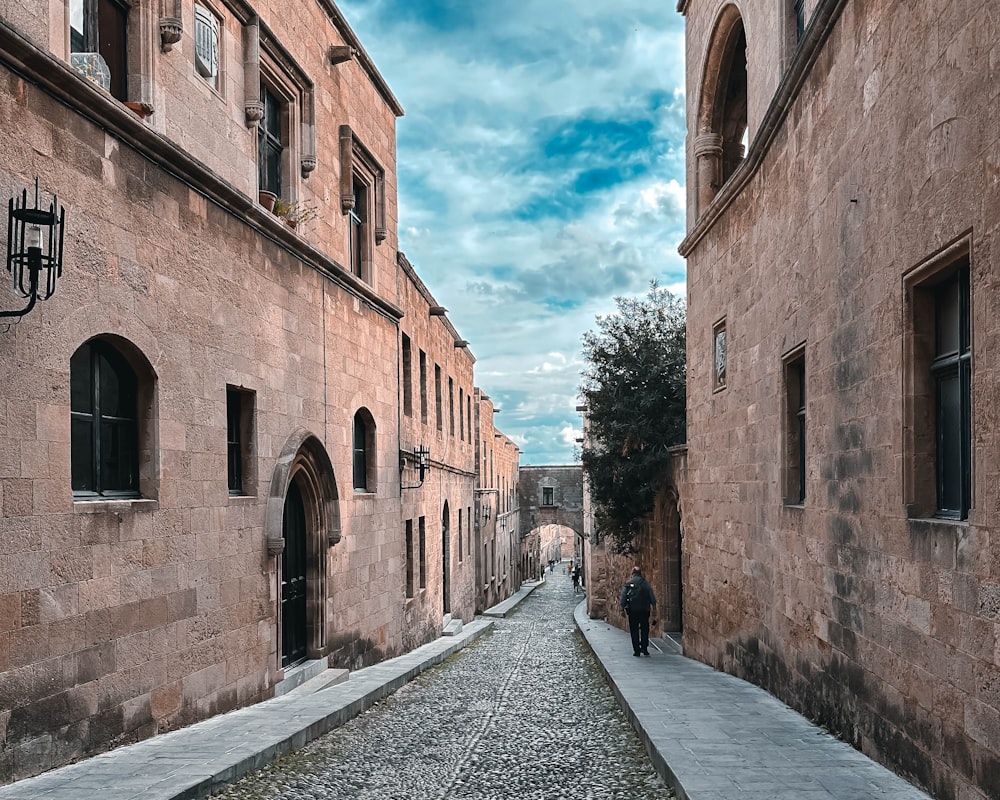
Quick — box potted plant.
[272,198,318,229]
[258,190,277,212]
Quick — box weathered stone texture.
[0,0,489,785]
[680,1,1000,798]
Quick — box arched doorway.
[265,429,341,676]
[441,502,451,615]
[281,478,308,667]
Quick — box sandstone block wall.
[680,1,1000,798]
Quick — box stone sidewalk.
[0,574,933,800]
[575,603,933,800]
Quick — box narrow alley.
[216,570,671,800]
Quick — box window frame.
[226,386,255,497]
[782,346,806,506]
[352,409,377,493]
[903,240,973,521]
[401,333,413,417]
[69,0,130,102]
[194,2,222,92]
[713,318,727,391]
[71,339,141,499]
[258,80,286,197]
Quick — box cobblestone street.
[216,571,672,800]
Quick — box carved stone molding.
[266,536,285,556]
[159,17,183,52]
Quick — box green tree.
[579,281,686,552]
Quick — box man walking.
[620,567,656,656]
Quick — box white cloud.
[340,0,688,463]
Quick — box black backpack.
[623,579,647,614]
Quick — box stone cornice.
[0,18,402,323]
[678,0,849,257]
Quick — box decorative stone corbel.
[266,536,285,556]
[339,125,355,213]
[328,528,342,547]
[328,45,356,65]
[243,17,263,127]
[159,0,183,53]
[159,17,183,52]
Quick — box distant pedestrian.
[571,566,581,594]
[620,567,656,657]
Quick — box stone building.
[0,0,487,783]
[678,1,1000,798]
[473,390,521,612]
[396,253,477,641]
[518,465,583,566]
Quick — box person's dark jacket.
[620,576,655,616]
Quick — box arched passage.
[264,429,342,672]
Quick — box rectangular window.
[449,378,455,436]
[458,510,463,562]
[418,516,427,589]
[467,397,472,442]
[542,487,554,506]
[783,349,806,505]
[459,388,464,440]
[435,365,443,431]
[70,0,129,101]
[904,245,972,521]
[194,4,221,90]
[348,177,368,279]
[401,334,413,417]
[933,269,971,518]
[419,350,428,424]
[405,520,414,598]
[258,83,284,197]
[226,388,254,495]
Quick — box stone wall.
[0,2,458,784]
[680,1,1000,798]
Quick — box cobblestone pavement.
[216,572,673,800]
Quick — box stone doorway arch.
[265,428,342,675]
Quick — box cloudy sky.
[338,1,688,465]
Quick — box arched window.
[352,408,376,492]
[70,340,140,497]
[696,6,749,213]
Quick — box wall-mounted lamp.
[3,179,65,323]
[400,444,430,489]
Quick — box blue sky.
[338,0,688,465]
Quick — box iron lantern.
[3,178,65,321]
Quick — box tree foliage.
[579,282,686,552]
